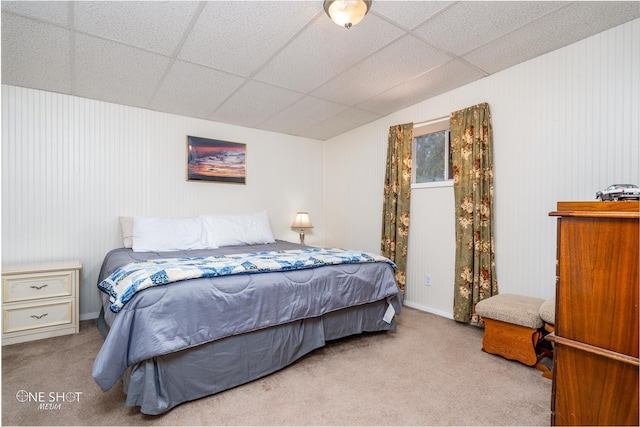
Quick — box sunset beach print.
[187,136,246,184]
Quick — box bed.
[92,216,402,415]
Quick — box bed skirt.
[110,299,397,415]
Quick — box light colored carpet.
[1,307,552,426]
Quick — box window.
[412,118,453,188]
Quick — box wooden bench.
[476,294,550,375]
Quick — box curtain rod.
[413,115,449,128]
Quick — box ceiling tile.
[74,34,170,107]
[259,96,350,136]
[254,13,405,93]
[1,1,69,26]
[373,0,454,30]
[2,1,638,141]
[413,1,568,56]
[209,81,304,128]
[298,107,382,140]
[464,1,640,74]
[312,34,451,106]
[1,13,71,93]
[358,59,486,116]
[149,60,246,120]
[74,1,202,56]
[178,1,321,77]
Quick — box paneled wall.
[3,19,638,321]
[2,87,324,318]
[324,19,639,317]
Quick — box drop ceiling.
[2,1,639,140]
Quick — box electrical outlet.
[425,274,432,286]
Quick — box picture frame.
[187,135,246,184]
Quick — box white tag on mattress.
[383,303,395,324]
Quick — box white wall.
[3,19,638,322]
[324,19,640,318]
[1,87,324,319]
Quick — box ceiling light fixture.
[323,0,372,29]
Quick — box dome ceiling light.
[323,0,372,29]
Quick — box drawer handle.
[30,313,48,320]
[30,284,48,290]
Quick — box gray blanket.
[92,241,401,391]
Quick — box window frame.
[411,118,453,189]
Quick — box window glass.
[411,118,452,187]
[415,131,447,183]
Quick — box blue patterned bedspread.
[98,248,396,313]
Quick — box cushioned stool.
[476,294,545,368]
[538,298,556,379]
[539,297,555,334]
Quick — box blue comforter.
[98,247,396,313]
[92,241,401,391]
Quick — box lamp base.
[299,229,305,245]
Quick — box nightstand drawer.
[3,271,74,303]
[3,299,73,334]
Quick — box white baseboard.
[80,312,100,321]
[402,301,454,320]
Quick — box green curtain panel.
[450,103,498,323]
[381,123,413,294]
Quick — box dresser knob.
[30,284,48,290]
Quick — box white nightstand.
[2,260,82,345]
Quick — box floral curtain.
[450,103,498,323]
[381,123,413,293]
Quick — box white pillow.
[201,211,275,247]
[119,216,134,248]
[132,216,213,252]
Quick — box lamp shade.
[323,0,371,29]
[291,212,313,229]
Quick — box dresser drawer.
[3,271,74,303]
[2,299,74,334]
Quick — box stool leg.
[534,353,553,379]
[537,323,555,379]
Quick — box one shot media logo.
[15,390,83,410]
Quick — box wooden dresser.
[549,201,639,426]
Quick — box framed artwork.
[187,135,246,184]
